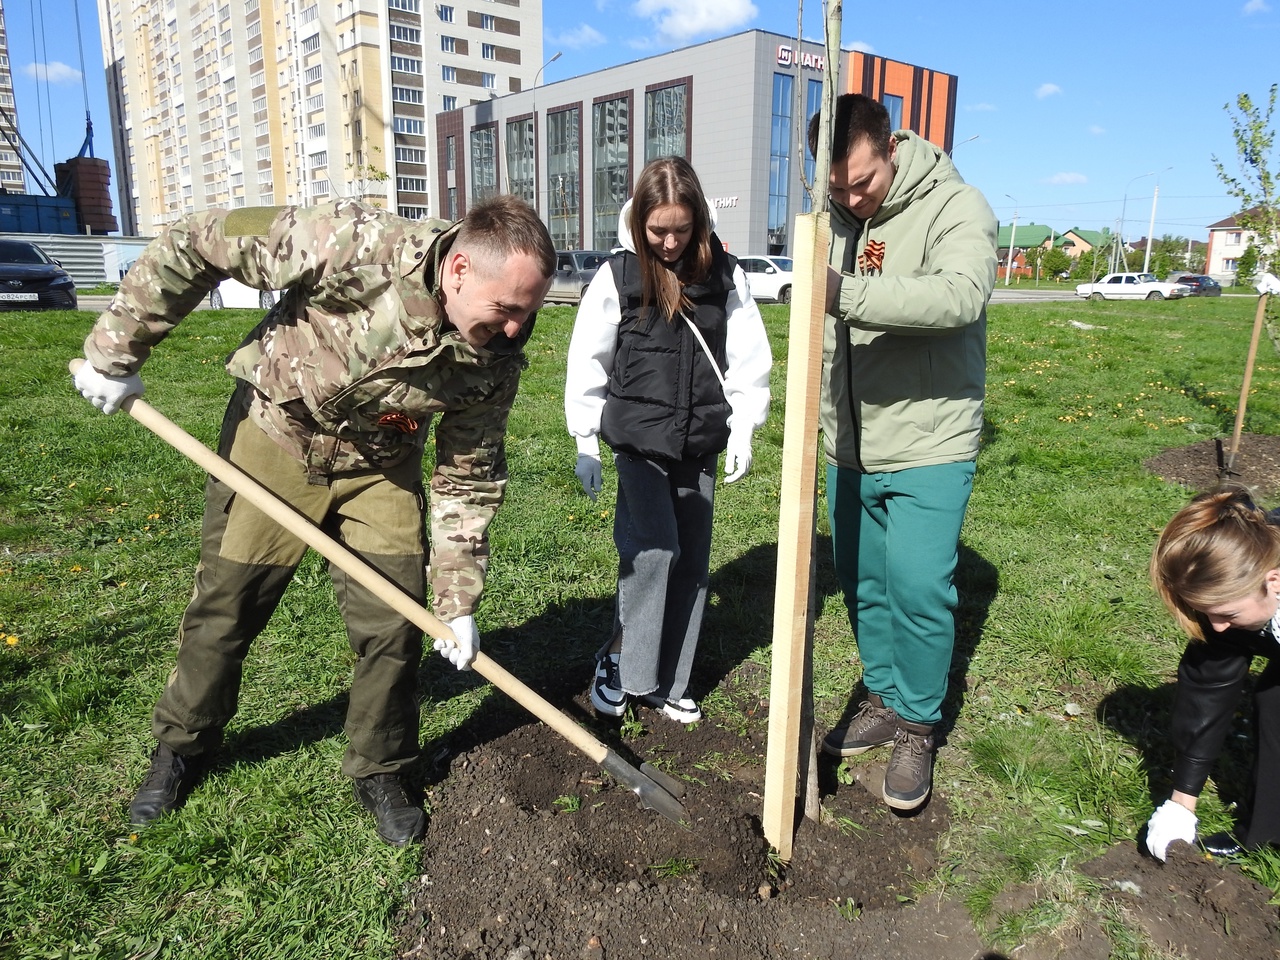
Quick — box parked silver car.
[546,250,610,304]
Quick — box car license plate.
[0,292,37,301]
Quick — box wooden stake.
[1223,292,1270,479]
[762,210,830,859]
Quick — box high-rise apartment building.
[97,0,541,236]
[0,2,26,193]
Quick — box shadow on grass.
[1097,679,1256,818]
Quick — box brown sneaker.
[821,693,899,757]
[883,720,935,811]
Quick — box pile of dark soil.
[390,687,1280,960]
[1145,433,1280,501]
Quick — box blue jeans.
[610,452,717,700]
[827,460,975,726]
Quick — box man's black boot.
[353,773,427,847]
[130,742,206,826]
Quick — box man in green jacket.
[810,94,997,811]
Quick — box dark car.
[1175,274,1222,297]
[0,239,77,310]
[546,250,610,304]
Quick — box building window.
[592,97,629,250]
[446,135,456,171]
[309,151,328,169]
[441,35,456,53]
[394,117,424,134]
[392,56,422,74]
[447,186,458,220]
[443,95,457,111]
[481,73,496,89]
[881,93,903,131]
[442,65,456,82]
[645,83,687,161]
[470,126,498,202]
[388,0,420,10]
[301,34,320,53]
[304,64,323,83]
[1228,231,1243,245]
[396,146,426,163]
[505,117,535,206]
[768,72,792,253]
[801,78,822,214]
[398,176,429,192]
[547,107,581,249]
[482,43,496,60]
[438,3,453,21]
[399,205,428,219]
[390,24,421,43]
[480,13,495,29]
[392,86,423,103]
[307,123,326,139]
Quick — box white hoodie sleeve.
[723,265,772,434]
[564,264,622,458]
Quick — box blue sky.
[7,0,1278,241]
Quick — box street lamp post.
[1004,194,1018,286]
[1119,171,1155,273]
[1142,166,1174,275]
[534,50,562,89]
[948,134,979,157]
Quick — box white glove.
[723,430,753,484]
[1256,272,1280,296]
[575,454,602,501]
[433,615,479,671]
[74,361,145,415]
[1144,798,1198,861]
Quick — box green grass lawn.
[3,294,1279,957]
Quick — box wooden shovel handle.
[69,359,609,765]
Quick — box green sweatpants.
[826,460,974,726]
[152,388,427,778]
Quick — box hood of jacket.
[837,130,964,230]
[615,197,719,254]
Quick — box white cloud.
[1035,83,1062,99]
[1243,0,1270,14]
[1044,172,1088,185]
[632,0,758,43]
[1089,125,1106,135]
[843,40,875,54]
[965,102,997,112]
[24,61,81,84]
[547,24,607,49]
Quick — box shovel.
[69,360,689,825]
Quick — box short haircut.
[807,93,893,163]
[627,156,713,322]
[456,194,556,278]
[1151,484,1280,640]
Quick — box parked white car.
[1074,272,1191,301]
[738,255,794,304]
[209,277,279,310]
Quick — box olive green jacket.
[823,131,998,473]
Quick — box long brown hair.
[1150,484,1280,640]
[627,156,713,322]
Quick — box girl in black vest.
[565,156,772,722]
[1145,485,1280,859]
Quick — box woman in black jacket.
[1145,484,1280,859]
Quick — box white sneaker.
[641,694,702,723]
[590,653,627,716]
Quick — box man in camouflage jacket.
[74,195,555,846]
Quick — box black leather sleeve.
[1169,631,1258,795]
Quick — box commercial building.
[0,1,26,193]
[96,0,542,236]
[438,29,957,256]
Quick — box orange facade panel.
[843,52,957,153]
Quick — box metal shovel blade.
[601,750,689,826]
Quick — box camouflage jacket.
[83,199,534,619]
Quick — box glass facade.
[644,83,686,161]
[768,72,792,254]
[591,97,629,250]
[505,117,535,206]
[883,94,903,131]
[470,126,498,202]
[802,78,822,214]
[547,107,581,249]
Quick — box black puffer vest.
[600,239,737,461]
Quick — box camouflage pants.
[152,386,427,779]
